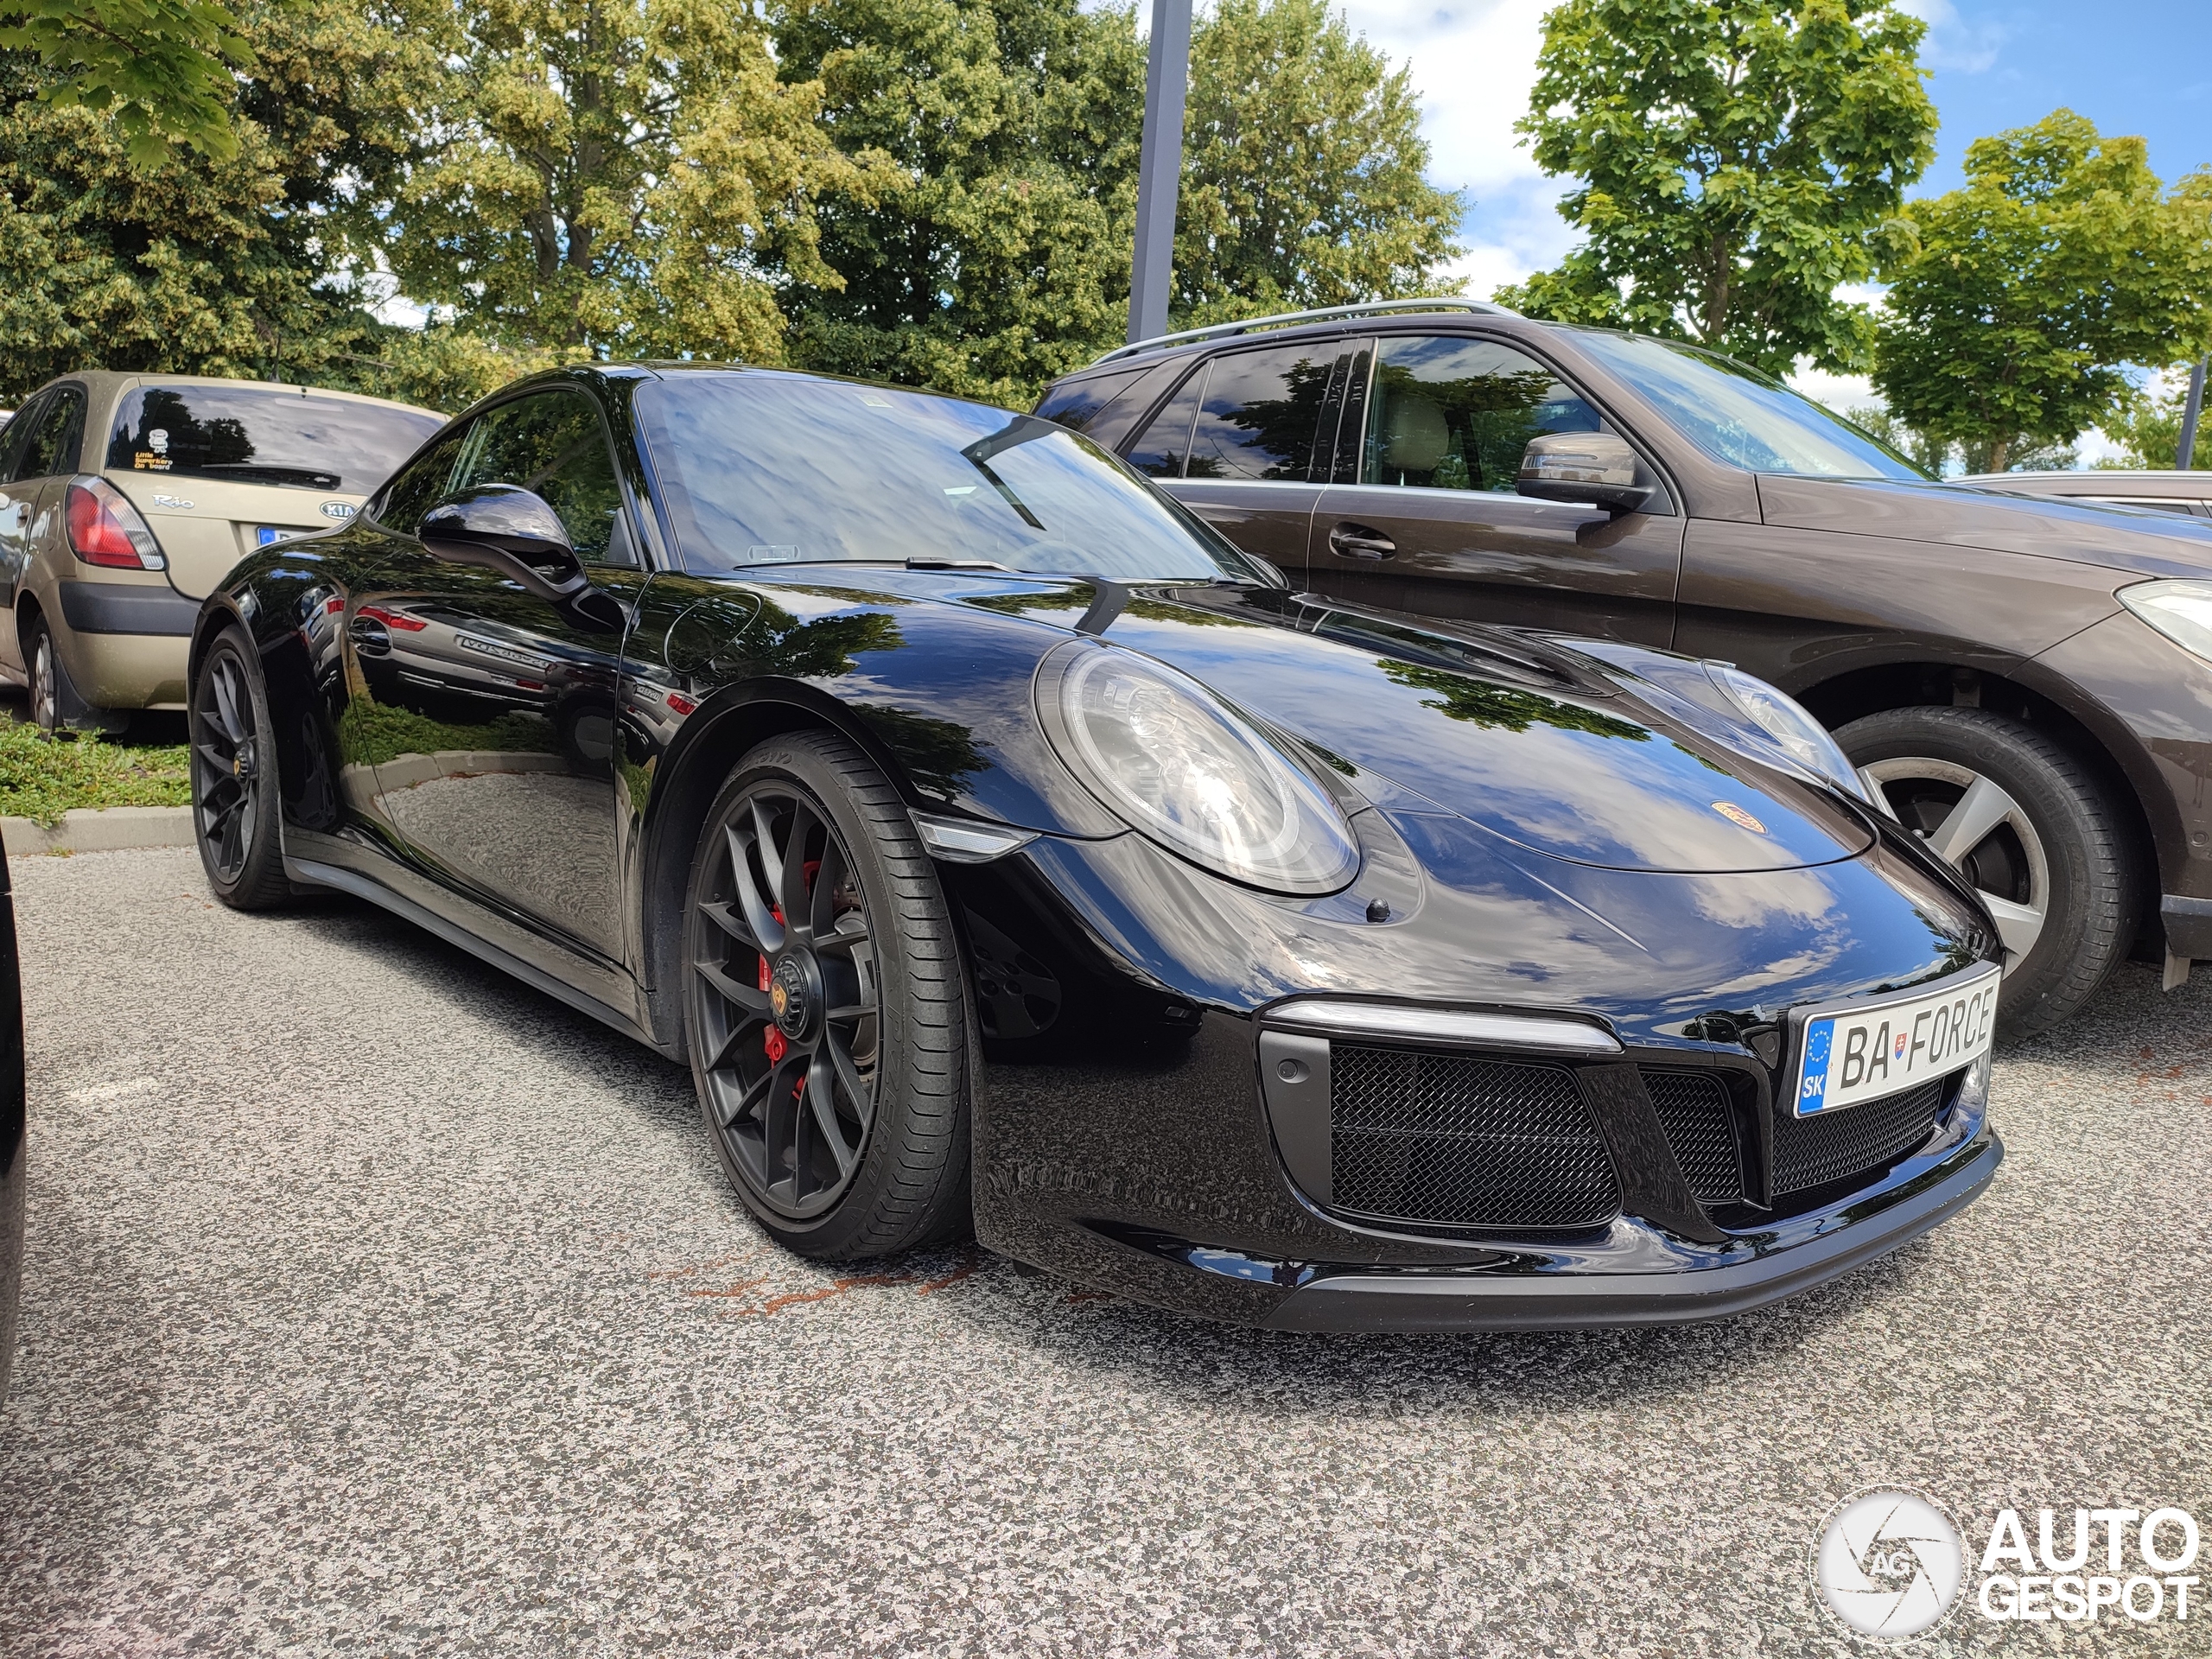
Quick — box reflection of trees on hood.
[854,705,988,800]
[1382,660,1649,739]
[745,607,906,679]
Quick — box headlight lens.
[2120,580,2212,661]
[1703,663,1870,802]
[1040,642,1359,894]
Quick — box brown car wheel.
[682,731,972,1260]
[26,615,59,733]
[1838,705,2136,1034]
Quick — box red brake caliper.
[758,860,823,1084]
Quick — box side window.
[447,390,628,564]
[12,388,85,483]
[1033,366,1149,435]
[1184,344,1334,480]
[368,428,469,537]
[1362,337,1604,492]
[1125,368,1205,478]
[0,393,50,484]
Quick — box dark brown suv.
[1037,300,2212,1031]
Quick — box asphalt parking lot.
[1,848,2207,1656]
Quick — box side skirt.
[287,854,676,1060]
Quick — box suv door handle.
[1328,522,1395,560]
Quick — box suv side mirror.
[1516,432,1653,515]
[419,484,624,632]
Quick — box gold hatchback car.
[0,372,442,728]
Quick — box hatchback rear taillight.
[66,478,167,569]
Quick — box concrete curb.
[2,805,194,856]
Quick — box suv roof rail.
[1086,298,1520,368]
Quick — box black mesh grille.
[1330,1046,1620,1229]
[1774,1077,1948,1195]
[1637,1070,1744,1205]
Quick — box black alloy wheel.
[191,626,291,908]
[683,733,971,1258]
[26,617,57,734]
[1837,704,2136,1033]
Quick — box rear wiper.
[195,464,343,489]
[906,557,1011,571]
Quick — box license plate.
[1791,965,1999,1117]
[256,525,307,547]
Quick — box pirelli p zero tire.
[1836,705,2136,1034]
[682,731,972,1260]
[191,625,292,911]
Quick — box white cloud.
[1893,0,2004,75]
[1336,0,1570,295]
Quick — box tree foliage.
[1872,111,2212,473]
[2097,370,2212,472]
[376,0,870,361]
[771,0,1147,405]
[0,0,254,165]
[1172,0,1462,327]
[1496,0,1936,376]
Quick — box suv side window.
[448,390,628,564]
[1125,342,1336,480]
[10,388,85,483]
[1362,337,1604,492]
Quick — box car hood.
[922,578,1876,875]
[1758,473,2212,580]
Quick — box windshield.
[106,384,442,493]
[632,372,1270,583]
[1572,331,1929,481]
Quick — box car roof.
[1956,470,2211,498]
[18,369,438,418]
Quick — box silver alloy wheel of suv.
[1859,755,2050,965]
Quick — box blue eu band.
[1799,1020,1832,1111]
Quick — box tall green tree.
[771,0,1147,405]
[2099,372,2212,472]
[377,0,870,361]
[1495,0,1936,376]
[1171,0,1462,326]
[0,0,253,164]
[1873,111,2212,473]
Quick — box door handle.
[1328,522,1395,561]
[347,613,391,655]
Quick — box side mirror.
[1516,432,1653,515]
[421,484,588,602]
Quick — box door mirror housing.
[1516,432,1653,515]
[421,484,588,600]
[419,483,624,632]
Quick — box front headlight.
[1703,664,1871,803]
[1038,641,1360,894]
[2120,580,2212,661]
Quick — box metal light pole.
[2179,358,2208,471]
[1128,0,1192,345]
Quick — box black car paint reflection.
[194,364,2004,1332]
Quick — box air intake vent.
[1774,1077,1948,1195]
[1329,1045,1620,1229]
[1637,1069,1744,1205]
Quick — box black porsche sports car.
[187,364,2004,1331]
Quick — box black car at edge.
[185,363,2004,1331]
[1037,299,2212,1033]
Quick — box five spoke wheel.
[1859,757,2049,965]
[691,782,880,1219]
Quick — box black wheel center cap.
[233,738,257,781]
[770,954,815,1039]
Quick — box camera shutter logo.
[1812,1489,1964,1639]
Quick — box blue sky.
[1327,0,2212,300]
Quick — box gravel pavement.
[1,847,2207,1656]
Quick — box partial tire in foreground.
[191,625,291,910]
[682,731,971,1259]
[1837,705,2135,1033]
[26,615,58,734]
